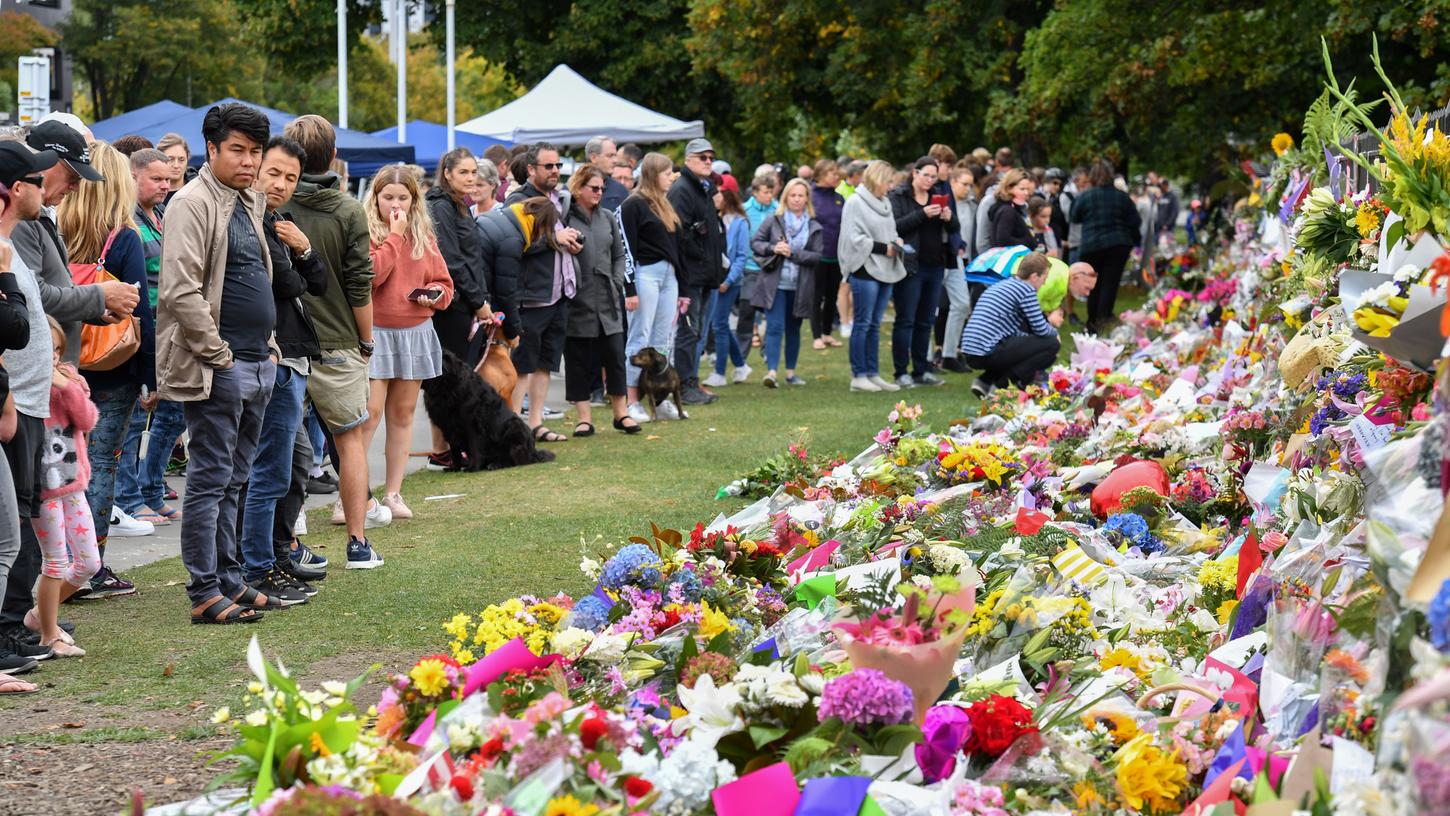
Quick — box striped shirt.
[960,277,1056,357]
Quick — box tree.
[230,0,380,80]
[62,0,260,119]
[0,11,59,114]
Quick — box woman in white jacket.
[837,160,906,392]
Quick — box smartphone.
[930,194,951,210]
[407,287,442,302]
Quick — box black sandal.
[532,425,567,442]
[191,595,263,625]
[233,586,284,611]
[613,417,643,435]
[573,422,595,438]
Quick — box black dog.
[422,351,556,471]
[628,346,687,420]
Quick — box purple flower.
[817,668,914,727]
[1430,578,1450,652]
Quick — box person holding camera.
[888,156,956,389]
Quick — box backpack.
[68,228,141,371]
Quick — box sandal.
[532,425,567,443]
[154,504,182,520]
[134,511,170,525]
[233,586,284,611]
[573,422,596,438]
[190,595,263,625]
[812,338,827,350]
[613,417,643,435]
[0,673,39,695]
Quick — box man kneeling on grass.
[961,252,1062,399]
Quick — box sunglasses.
[691,153,716,162]
[533,162,563,170]
[584,184,605,193]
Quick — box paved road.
[105,374,571,572]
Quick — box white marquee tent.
[457,64,703,146]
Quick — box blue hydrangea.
[1104,512,1150,544]
[571,595,611,632]
[1431,578,1450,652]
[667,568,704,602]
[600,543,663,591]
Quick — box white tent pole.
[395,0,407,143]
[337,0,348,128]
[446,0,455,150]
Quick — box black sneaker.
[680,385,718,405]
[306,475,339,495]
[1,629,52,661]
[290,539,329,570]
[274,567,318,598]
[87,566,137,598]
[971,378,995,399]
[425,451,458,472]
[63,584,92,603]
[248,572,308,606]
[284,556,327,582]
[0,651,37,674]
[941,357,970,374]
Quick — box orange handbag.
[69,228,141,371]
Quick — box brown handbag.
[69,228,142,371]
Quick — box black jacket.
[500,182,572,312]
[0,272,31,406]
[666,166,726,289]
[262,212,327,360]
[426,186,487,316]
[473,208,528,339]
[890,185,957,272]
[989,200,1035,249]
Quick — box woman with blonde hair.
[361,165,454,520]
[55,140,156,587]
[838,159,904,392]
[618,152,686,422]
[750,177,822,388]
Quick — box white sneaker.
[109,507,155,537]
[657,399,682,420]
[868,375,900,392]
[701,372,728,388]
[365,498,392,529]
[840,323,853,338]
[733,364,753,384]
[850,376,882,392]
[295,509,308,536]
[330,499,346,525]
[626,402,652,424]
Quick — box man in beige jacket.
[156,103,281,625]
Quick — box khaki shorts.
[307,348,369,433]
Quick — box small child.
[25,317,99,656]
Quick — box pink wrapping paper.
[461,637,559,697]
[711,761,800,816]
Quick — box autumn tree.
[0,11,59,114]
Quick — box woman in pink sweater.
[28,318,100,657]
[361,166,454,521]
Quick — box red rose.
[477,737,505,763]
[449,773,474,800]
[962,695,1039,759]
[579,716,609,751]
[624,776,653,798]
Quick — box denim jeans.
[86,384,140,541]
[940,264,972,360]
[625,260,679,388]
[735,273,760,363]
[673,283,711,386]
[763,288,803,372]
[116,398,186,515]
[891,265,945,379]
[695,289,717,361]
[306,408,327,471]
[240,364,307,583]
[710,284,746,375]
[181,360,275,606]
[847,272,893,377]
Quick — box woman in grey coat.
[750,178,823,388]
[564,166,639,435]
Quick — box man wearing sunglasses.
[667,137,726,406]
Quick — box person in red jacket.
[360,166,453,524]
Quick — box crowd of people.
[0,103,1178,695]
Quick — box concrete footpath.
[104,374,570,572]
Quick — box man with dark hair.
[667,137,725,405]
[584,136,627,211]
[279,114,387,570]
[504,142,584,438]
[618,143,643,171]
[238,135,330,604]
[157,102,280,623]
[111,134,154,156]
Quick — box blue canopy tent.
[90,100,193,143]
[90,98,414,177]
[370,121,510,173]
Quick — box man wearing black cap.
[0,139,66,673]
[668,137,725,406]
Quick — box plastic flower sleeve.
[1259,592,1332,747]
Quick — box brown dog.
[474,320,518,405]
[629,347,687,420]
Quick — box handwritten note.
[1348,414,1393,452]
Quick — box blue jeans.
[848,272,893,377]
[116,397,186,515]
[763,288,802,372]
[891,265,945,379]
[240,364,307,582]
[696,289,717,361]
[306,408,327,471]
[711,284,746,375]
[625,260,679,388]
[86,384,139,541]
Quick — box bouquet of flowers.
[934,438,1023,489]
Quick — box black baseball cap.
[26,120,102,182]
[0,141,59,188]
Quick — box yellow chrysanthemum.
[409,658,450,697]
[544,794,600,816]
[308,730,332,758]
[1271,132,1294,156]
[1216,599,1239,625]
[443,612,472,641]
[1115,737,1189,812]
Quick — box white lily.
[671,673,744,747]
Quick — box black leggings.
[811,261,842,338]
[965,333,1060,388]
[1080,244,1134,327]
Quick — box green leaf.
[876,723,924,757]
[748,724,790,749]
[377,773,405,796]
[249,721,280,807]
[1386,219,1406,251]
[783,736,834,774]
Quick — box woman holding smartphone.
[362,166,454,521]
[887,156,955,389]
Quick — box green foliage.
[230,0,379,79]
[0,10,58,113]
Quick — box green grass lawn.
[1,285,1145,740]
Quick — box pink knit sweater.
[40,373,98,499]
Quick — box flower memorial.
[159,48,1450,816]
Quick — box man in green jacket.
[279,115,386,571]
